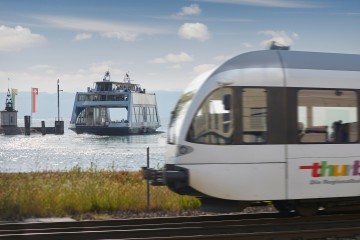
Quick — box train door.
[287,89,360,199]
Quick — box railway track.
[0,212,360,239]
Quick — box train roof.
[212,50,360,76]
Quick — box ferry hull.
[69,126,158,136]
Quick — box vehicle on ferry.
[144,47,360,216]
[69,71,161,135]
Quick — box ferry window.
[155,108,158,122]
[143,107,147,122]
[132,107,137,122]
[298,89,358,143]
[242,88,267,143]
[136,107,141,122]
[78,94,86,101]
[108,95,115,101]
[132,107,150,123]
[147,108,152,122]
[104,83,111,91]
[151,107,158,122]
[115,95,126,101]
[187,88,234,145]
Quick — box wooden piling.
[55,121,64,135]
[24,116,30,136]
[41,121,46,135]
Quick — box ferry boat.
[69,71,161,135]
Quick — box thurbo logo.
[299,161,360,177]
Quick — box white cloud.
[87,61,124,75]
[150,59,164,64]
[178,23,210,41]
[152,15,251,23]
[150,52,193,64]
[258,30,299,48]
[0,25,46,51]
[193,64,217,75]
[196,0,322,8]
[177,4,201,16]
[170,64,183,69]
[32,15,165,41]
[28,65,56,74]
[29,64,55,70]
[242,42,254,48]
[88,62,112,74]
[101,31,138,42]
[213,55,232,62]
[0,62,127,93]
[74,33,92,41]
[292,32,299,39]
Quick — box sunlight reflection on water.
[0,119,168,172]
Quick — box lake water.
[0,119,168,173]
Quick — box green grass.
[0,168,200,220]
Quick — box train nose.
[142,164,189,189]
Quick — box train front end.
[143,50,287,213]
[143,70,212,196]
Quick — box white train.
[144,49,360,216]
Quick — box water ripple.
[0,127,167,173]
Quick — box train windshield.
[168,92,194,144]
[167,70,213,144]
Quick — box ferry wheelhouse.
[69,71,161,135]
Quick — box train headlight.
[177,145,193,156]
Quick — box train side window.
[298,89,358,143]
[187,88,234,145]
[242,88,267,143]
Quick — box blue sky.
[1,0,360,93]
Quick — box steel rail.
[0,212,359,239]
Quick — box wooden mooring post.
[55,120,64,135]
[24,116,30,136]
[41,121,46,135]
